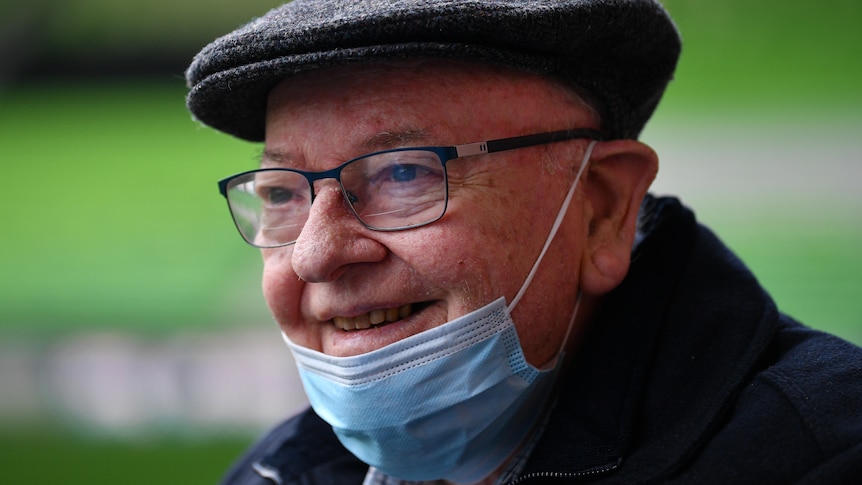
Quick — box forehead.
[264,60,595,144]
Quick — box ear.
[579,139,658,296]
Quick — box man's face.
[261,61,600,367]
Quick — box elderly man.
[186,1,862,484]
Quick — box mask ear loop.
[507,140,598,313]
[506,140,596,362]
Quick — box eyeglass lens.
[225,149,448,247]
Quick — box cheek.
[405,209,532,308]
[261,249,302,321]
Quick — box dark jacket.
[221,196,862,484]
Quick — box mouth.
[331,302,428,331]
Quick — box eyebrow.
[259,148,290,167]
[260,128,433,168]
[363,128,431,150]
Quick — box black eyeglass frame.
[218,128,605,247]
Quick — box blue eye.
[390,164,417,182]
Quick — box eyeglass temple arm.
[454,129,605,158]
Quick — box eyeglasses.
[218,128,604,248]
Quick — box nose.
[290,183,388,282]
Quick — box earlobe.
[579,139,658,296]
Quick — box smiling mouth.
[332,303,420,331]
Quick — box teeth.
[333,304,413,331]
[354,313,371,330]
[369,309,385,326]
[386,307,399,322]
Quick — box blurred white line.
[0,329,309,435]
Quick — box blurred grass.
[0,430,249,485]
[662,0,862,111]
[0,82,270,335]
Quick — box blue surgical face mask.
[284,141,597,483]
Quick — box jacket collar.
[253,410,367,484]
[520,196,780,481]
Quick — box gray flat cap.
[186,0,681,142]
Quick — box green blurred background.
[1,1,860,483]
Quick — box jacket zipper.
[508,458,622,484]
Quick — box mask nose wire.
[507,140,598,316]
